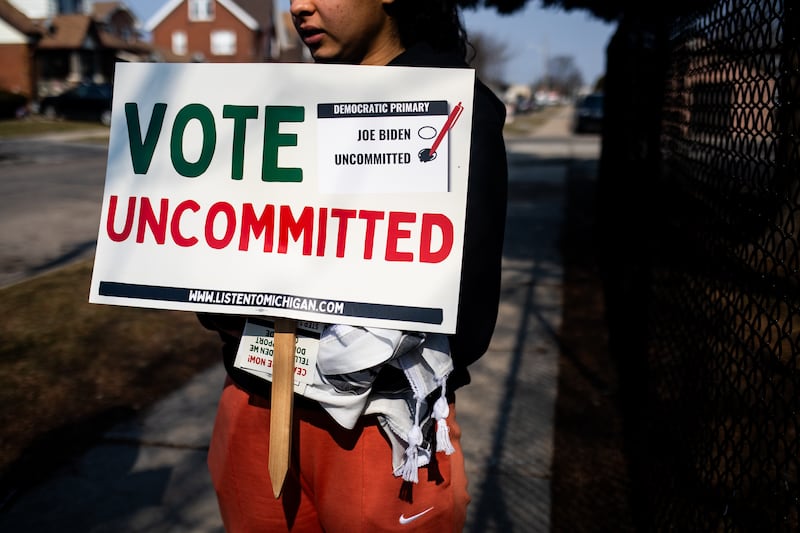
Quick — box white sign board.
[89,63,475,333]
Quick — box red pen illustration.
[418,101,464,162]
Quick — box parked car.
[38,83,113,126]
[572,92,604,134]
[0,89,28,119]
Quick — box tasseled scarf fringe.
[433,377,455,455]
[399,398,424,483]
[399,377,455,483]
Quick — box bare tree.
[539,54,584,95]
[466,31,512,86]
[458,0,622,22]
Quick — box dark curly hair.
[385,0,470,60]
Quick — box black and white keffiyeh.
[299,324,455,483]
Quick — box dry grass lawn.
[0,259,222,501]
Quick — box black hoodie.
[198,43,508,396]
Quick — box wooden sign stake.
[269,318,297,498]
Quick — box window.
[188,0,215,22]
[172,31,187,55]
[58,0,81,14]
[210,30,237,56]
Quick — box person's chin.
[311,52,348,64]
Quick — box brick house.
[36,3,153,96]
[0,0,152,100]
[145,0,308,63]
[0,1,43,98]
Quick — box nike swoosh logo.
[399,507,434,524]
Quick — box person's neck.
[360,42,405,66]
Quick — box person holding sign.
[198,0,507,530]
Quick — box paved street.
[0,132,108,288]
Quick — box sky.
[462,4,617,87]
[118,0,616,88]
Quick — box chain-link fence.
[598,0,799,530]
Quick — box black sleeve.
[448,80,508,389]
[196,312,247,361]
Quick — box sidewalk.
[0,106,588,532]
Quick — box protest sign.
[89,62,475,334]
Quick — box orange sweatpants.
[208,379,470,532]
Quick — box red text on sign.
[105,196,453,263]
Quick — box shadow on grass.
[0,259,222,509]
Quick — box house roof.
[36,12,151,53]
[37,14,91,49]
[92,2,119,20]
[0,0,42,36]
[91,1,133,23]
[235,0,273,29]
[97,28,152,53]
[145,0,263,32]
